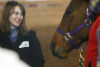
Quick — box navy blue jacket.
[0,30,45,67]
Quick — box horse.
[50,0,97,61]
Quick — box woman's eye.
[14,12,18,15]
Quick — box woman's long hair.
[0,1,30,35]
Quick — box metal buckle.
[64,33,72,41]
[87,8,89,15]
[85,19,91,25]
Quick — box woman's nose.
[17,14,23,19]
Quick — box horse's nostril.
[50,43,58,56]
[50,43,67,58]
[50,43,55,52]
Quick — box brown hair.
[0,1,30,35]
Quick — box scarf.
[9,27,18,43]
[88,0,100,14]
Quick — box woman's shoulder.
[19,30,36,37]
[28,30,36,36]
[0,29,5,35]
[0,29,2,36]
[29,30,36,34]
[0,29,7,39]
[0,29,2,33]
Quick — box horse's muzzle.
[50,42,66,58]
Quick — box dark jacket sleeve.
[29,30,45,67]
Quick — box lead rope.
[79,48,84,67]
[78,8,92,67]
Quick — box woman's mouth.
[15,19,21,23]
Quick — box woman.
[0,1,45,67]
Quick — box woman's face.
[9,6,23,29]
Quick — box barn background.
[0,0,87,67]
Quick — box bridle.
[56,8,92,67]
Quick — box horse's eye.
[64,10,73,16]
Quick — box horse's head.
[50,0,97,58]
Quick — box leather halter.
[57,8,92,50]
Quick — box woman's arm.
[29,30,45,67]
